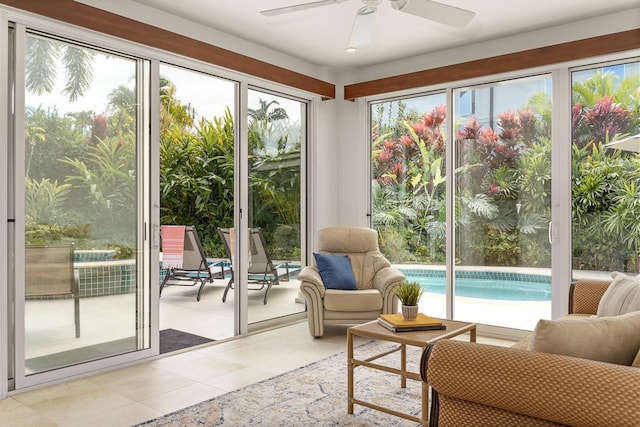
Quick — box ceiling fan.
[261,0,475,49]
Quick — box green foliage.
[160,110,235,256]
[25,106,88,183]
[483,229,520,266]
[247,98,302,258]
[393,281,424,306]
[25,223,89,245]
[371,106,448,262]
[24,176,89,245]
[25,177,72,225]
[62,136,136,249]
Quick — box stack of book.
[378,313,445,332]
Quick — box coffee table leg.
[470,326,477,342]
[401,343,406,388]
[347,330,354,414]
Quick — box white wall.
[311,98,341,234]
[335,95,369,227]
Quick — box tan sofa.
[421,279,640,427]
[297,227,405,337]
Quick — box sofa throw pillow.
[313,253,357,290]
[528,311,640,366]
[597,272,640,317]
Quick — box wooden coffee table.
[347,318,476,426]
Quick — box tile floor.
[3,319,514,427]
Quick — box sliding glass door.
[571,60,640,281]
[370,93,447,318]
[371,76,555,331]
[14,28,150,387]
[452,75,553,330]
[246,89,306,325]
[157,63,236,341]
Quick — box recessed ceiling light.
[345,47,357,53]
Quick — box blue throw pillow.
[313,253,357,290]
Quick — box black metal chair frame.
[160,226,225,301]
[217,227,290,305]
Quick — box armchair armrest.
[422,340,640,427]
[298,266,326,338]
[298,266,326,306]
[372,266,405,313]
[569,278,611,315]
[297,266,324,290]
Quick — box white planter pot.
[401,305,419,320]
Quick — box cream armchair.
[297,227,405,337]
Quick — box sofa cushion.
[528,311,640,366]
[313,253,357,290]
[597,272,640,316]
[323,289,382,311]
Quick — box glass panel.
[247,89,305,323]
[453,76,552,329]
[158,63,235,340]
[23,33,143,374]
[571,61,640,281]
[370,93,447,318]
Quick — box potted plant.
[393,281,424,320]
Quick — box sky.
[27,51,303,124]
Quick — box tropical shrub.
[371,70,639,271]
[160,111,235,257]
[63,136,136,252]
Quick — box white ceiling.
[129,0,638,71]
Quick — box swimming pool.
[400,269,551,301]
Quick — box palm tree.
[248,99,289,152]
[25,34,95,102]
[248,99,288,122]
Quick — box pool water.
[403,271,551,301]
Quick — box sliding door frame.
[0,9,9,400]
[8,12,156,390]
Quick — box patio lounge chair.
[160,225,225,301]
[217,227,290,305]
[25,243,80,338]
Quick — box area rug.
[136,340,425,426]
[160,329,214,354]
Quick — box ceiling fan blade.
[261,0,346,17]
[390,0,475,28]
[347,6,377,48]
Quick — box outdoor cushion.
[597,271,640,316]
[528,310,640,366]
[313,253,357,290]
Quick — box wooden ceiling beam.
[344,29,640,100]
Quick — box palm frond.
[61,45,95,101]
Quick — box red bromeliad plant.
[573,96,634,149]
